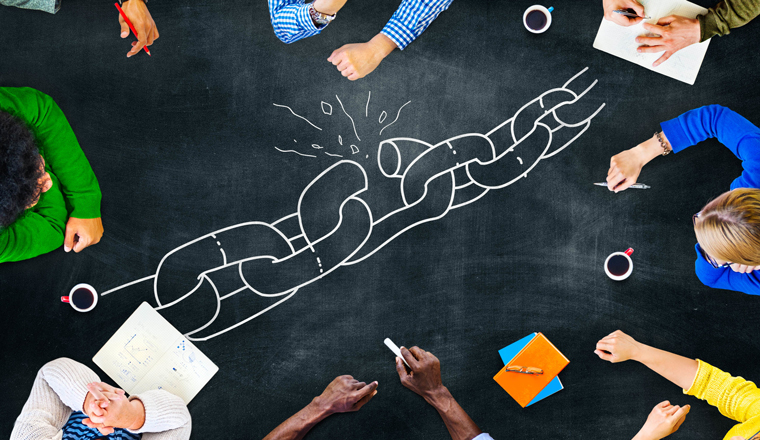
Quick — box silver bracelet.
[655,131,671,156]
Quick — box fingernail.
[121,32,128,37]
[64,246,71,252]
[637,48,642,52]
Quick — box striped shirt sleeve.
[268,0,325,44]
[381,0,454,50]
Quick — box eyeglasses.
[693,213,731,269]
[505,365,543,375]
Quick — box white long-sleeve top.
[10,358,192,440]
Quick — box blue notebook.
[498,333,564,407]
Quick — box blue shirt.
[661,105,760,296]
[267,0,453,49]
[62,411,142,440]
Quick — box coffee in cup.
[61,283,98,312]
[523,5,554,34]
[604,248,634,281]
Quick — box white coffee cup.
[61,283,98,312]
[523,5,554,34]
[604,248,634,281]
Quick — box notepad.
[93,302,219,404]
[592,0,710,85]
[493,332,569,408]
[498,333,564,407]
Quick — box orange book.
[493,333,569,407]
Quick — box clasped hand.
[82,382,145,435]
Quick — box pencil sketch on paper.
[95,68,606,342]
[592,0,710,85]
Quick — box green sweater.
[0,88,101,263]
[700,0,760,41]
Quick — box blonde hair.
[694,188,760,265]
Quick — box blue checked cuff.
[381,18,417,50]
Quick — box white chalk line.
[99,69,604,340]
[275,147,316,158]
[379,101,412,136]
[365,91,371,117]
[336,95,360,141]
[100,274,156,296]
[273,103,322,131]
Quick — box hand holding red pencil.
[115,0,159,58]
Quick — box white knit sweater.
[10,358,192,440]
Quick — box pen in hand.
[613,9,651,20]
[114,2,151,56]
[595,182,651,190]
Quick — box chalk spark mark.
[273,103,322,131]
[324,152,343,157]
[379,111,387,123]
[365,91,371,117]
[321,101,333,115]
[336,95,360,141]
[312,144,323,149]
[379,101,411,135]
[275,147,316,158]
[350,145,359,154]
[338,135,343,146]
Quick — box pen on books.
[595,182,651,189]
[613,9,651,20]
[114,2,151,56]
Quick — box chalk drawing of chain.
[96,68,605,341]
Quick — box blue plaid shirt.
[268,0,453,49]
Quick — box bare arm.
[397,346,483,440]
[263,375,378,440]
[595,330,698,390]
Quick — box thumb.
[657,15,677,25]
[119,16,130,38]
[594,349,614,362]
[628,0,645,16]
[63,224,77,252]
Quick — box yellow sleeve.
[685,359,760,423]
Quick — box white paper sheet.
[93,302,218,404]
[593,0,710,85]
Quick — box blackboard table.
[1,1,759,439]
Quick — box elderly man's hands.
[313,375,379,414]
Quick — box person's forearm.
[634,343,699,391]
[262,400,331,440]
[369,33,397,58]
[425,387,482,440]
[699,0,760,41]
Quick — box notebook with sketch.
[593,0,710,85]
[93,302,219,404]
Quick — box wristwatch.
[308,3,335,27]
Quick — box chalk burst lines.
[272,92,413,159]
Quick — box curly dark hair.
[0,111,45,228]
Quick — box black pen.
[613,9,651,19]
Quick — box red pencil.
[114,2,151,56]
